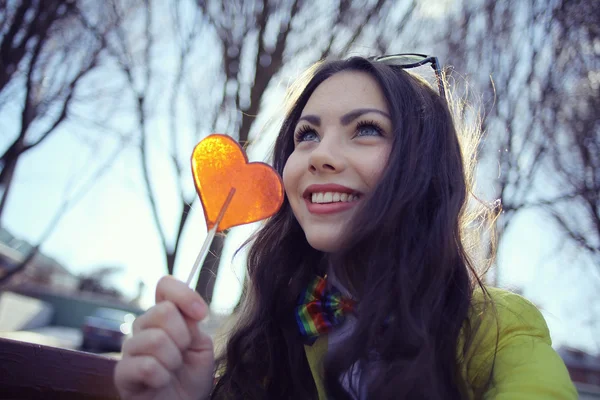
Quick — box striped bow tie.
[295,275,356,345]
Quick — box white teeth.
[310,191,359,204]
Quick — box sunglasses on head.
[368,53,446,100]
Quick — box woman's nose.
[308,138,345,173]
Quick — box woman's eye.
[295,126,319,143]
[356,121,384,137]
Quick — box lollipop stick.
[186,188,236,287]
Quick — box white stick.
[186,188,236,287]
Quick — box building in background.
[0,227,137,307]
[0,227,142,349]
[558,346,600,399]
[0,228,79,291]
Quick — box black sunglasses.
[368,53,446,100]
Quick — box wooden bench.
[0,337,119,399]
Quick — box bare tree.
[101,0,204,277]
[443,0,597,285]
[542,0,600,263]
[0,0,113,221]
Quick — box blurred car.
[81,307,136,352]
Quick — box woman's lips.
[302,183,361,215]
[304,197,359,215]
[302,183,358,198]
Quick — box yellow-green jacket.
[304,287,577,399]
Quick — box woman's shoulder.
[461,286,551,377]
[470,285,550,339]
[461,286,577,399]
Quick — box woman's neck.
[326,262,355,299]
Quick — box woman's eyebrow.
[297,108,391,127]
[297,115,321,126]
[340,108,391,125]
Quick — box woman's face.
[282,71,393,252]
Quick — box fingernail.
[191,301,206,319]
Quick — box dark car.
[81,307,136,352]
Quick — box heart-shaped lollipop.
[186,134,284,286]
[191,134,284,232]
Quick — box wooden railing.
[0,337,120,399]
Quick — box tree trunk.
[0,137,25,222]
[166,251,176,276]
[195,234,224,304]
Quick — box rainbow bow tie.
[295,275,356,345]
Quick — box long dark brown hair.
[211,57,496,399]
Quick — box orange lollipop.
[191,134,284,231]
[186,134,284,286]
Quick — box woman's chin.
[305,233,345,253]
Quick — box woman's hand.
[114,276,215,400]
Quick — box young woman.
[114,55,577,399]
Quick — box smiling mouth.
[310,192,361,204]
